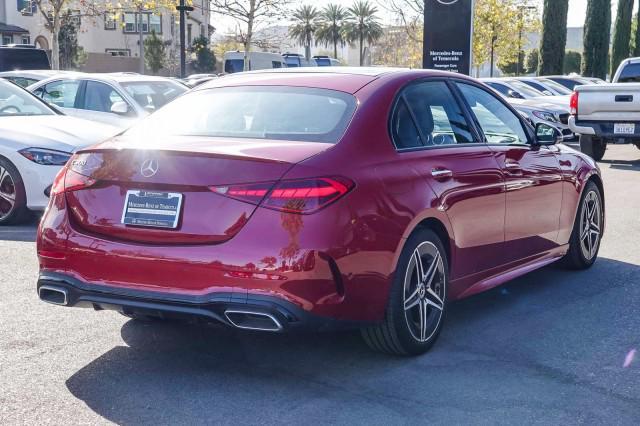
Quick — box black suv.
[0,46,51,72]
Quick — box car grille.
[559,113,570,125]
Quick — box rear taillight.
[211,177,354,214]
[50,167,96,196]
[570,91,578,115]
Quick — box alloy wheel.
[403,241,446,343]
[0,165,17,220]
[579,190,602,260]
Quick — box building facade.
[1,0,212,74]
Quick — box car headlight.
[18,148,72,166]
[531,110,559,123]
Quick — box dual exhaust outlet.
[38,285,283,332]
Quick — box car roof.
[30,72,182,87]
[198,67,467,94]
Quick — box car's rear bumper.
[37,271,369,332]
[569,117,640,139]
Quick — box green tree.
[58,12,80,70]
[539,0,569,75]
[583,0,612,79]
[497,50,525,76]
[315,4,349,60]
[289,5,320,61]
[611,0,634,76]
[344,0,384,66]
[191,35,217,73]
[564,50,582,74]
[144,30,165,74]
[526,49,539,74]
[634,6,640,56]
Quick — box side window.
[457,83,529,145]
[40,80,80,108]
[391,99,422,149]
[403,81,474,145]
[486,82,510,96]
[82,81,126,113]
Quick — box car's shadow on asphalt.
[599,157,640,171]
[0,214,40,242]
[64,257,640,424]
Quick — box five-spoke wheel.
[362,229,448,355]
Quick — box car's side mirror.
[110,101,130,115]
[508,90,524,99]
[534,122,562,146]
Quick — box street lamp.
[516,3,536,77]
[176,0,194,78]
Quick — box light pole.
[516,3,536,76]
[176,0,194,78]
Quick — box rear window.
[125,86,357,144]
[618,63,640,82]
[0,49,51,72]
[224,59,244,73]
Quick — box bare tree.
[378,0,423,43]
[210,0,290,71]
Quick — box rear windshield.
[618,63,640,82]
[224,59,244,73]
[125,86,357,143]
[0,49,50,72]
[0,79,54,117]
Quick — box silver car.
[27,73,187,129]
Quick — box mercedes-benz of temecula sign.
[423,0,473,75]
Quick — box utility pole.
[176,0,194,78]
[138,7,144,74]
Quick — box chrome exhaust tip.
[224,309,283,332]
[38,285,68,306]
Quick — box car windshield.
[0,80,54,117]
[507,80,546,98]
[120,80,186,112]
[125,86,357,144]
[538,78,572,95]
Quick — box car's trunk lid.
[65,136,332,244]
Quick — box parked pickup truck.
[569,58,640,160]
[569,83,640,160]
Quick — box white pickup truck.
[569,58,640,160]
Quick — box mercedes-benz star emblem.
[140,159,159,178]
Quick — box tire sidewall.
[0,156,27,225]
[573,181,603,267]
[389,229,449,355]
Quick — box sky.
[213,0,614,35]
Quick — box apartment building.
[1,0,213,73]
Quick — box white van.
[223,51,286,73]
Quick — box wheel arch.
[395,213,455,275]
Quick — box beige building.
[1,0,212,74]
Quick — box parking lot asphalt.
[1,144,639,425]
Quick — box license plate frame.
[614,123,635,134]
[121,190,183,229]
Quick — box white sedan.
[0,79,119,225]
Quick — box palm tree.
[289,5,320,61]
[315,4,349,60]
[344,0,384,66]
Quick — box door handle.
[431,168,453,179]
[504,160,521,171]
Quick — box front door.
[456,82,563,264]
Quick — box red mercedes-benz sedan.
[37,68,604,355]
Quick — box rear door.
[392,79,506,280]
[456,82,563,264]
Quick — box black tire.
[579,135,606,161]
[361,229,448,356]
[560,181,603,270]
[634,141,640,151]
[0,156,29,226]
